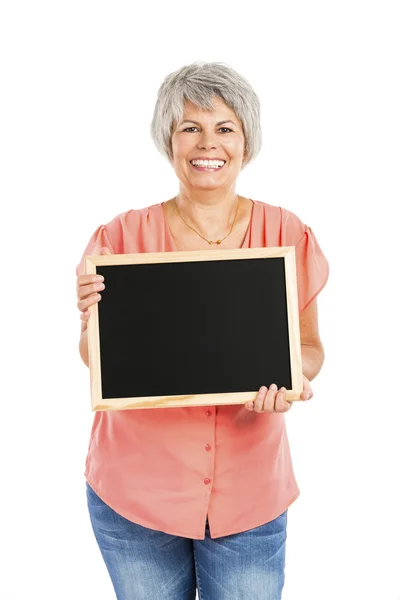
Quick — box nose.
[197,130,218,151]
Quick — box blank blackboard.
[84,247,302,410]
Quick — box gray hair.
[150,62,262,167]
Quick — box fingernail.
[95,275,104,281]
[270,384,277,391]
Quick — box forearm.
[301,342,324,382]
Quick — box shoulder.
[252,199,308,245]
[102,203,161,238]
[111,203,162,226]
[97,202,166,255]
[103,204,153,227]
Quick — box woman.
[76,62,328,600]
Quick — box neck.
[175,188,239,236]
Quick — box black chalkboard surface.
[84,247,302,410]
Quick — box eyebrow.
[180,120,237,127]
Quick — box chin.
[188,180,228,192]
[185,172,235,189]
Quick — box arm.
[77,247,110,368]
[299,298,325,382]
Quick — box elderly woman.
[76,62,328,600]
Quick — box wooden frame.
[85,247,303,411]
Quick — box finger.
[76,274,104,291]
[300,386,313,401]
[77,292,102,313]
[274,387,293,413]
[262,383,278,413]
[77,279,105,301]
[252,386,268,412]
[300,374,313,401]
[100,246,112,255]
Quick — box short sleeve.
[75,224,115,278]
[295,225,329,313]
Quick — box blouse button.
[204,478,211,485]
[206,410,212,417]
[205,444,212,451]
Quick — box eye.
[182,126,233,133]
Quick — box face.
[170,96,246,193]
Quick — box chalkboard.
[84,247,302,410]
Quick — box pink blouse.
[76,199,329,540]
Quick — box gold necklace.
[173,195,240,245]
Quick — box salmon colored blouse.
[76,199,329,540]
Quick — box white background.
[1,1,399,599]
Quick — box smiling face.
[170,96,246,193]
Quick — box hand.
[76,246,111,322]
[245,375,313,414]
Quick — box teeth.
[191,159,225,168]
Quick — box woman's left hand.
[245,375,313,413]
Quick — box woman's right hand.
[76,246,111,322]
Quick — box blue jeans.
[86,482,287,600]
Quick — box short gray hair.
[150,62,262,167]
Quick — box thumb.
[100,246,112,255]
